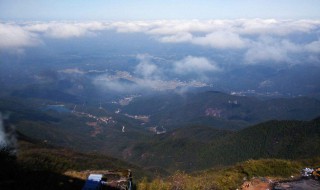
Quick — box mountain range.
[1,92,320,175]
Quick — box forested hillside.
[128,117,320,172]
[122,91,320,129]
[1,96,320,176]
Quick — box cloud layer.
[0,23,40,49]
[1,19,319,64]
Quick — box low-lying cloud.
[93,55,214,92]
[0,113,16,155]
[305,40,320,53]
[174,56,220,75]
[135,54,160,78]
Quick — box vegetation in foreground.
[1,132,320,190]
[136,158,320,190]
[0,134,150,190]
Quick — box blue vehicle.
[82,174,104,190]
[82,170,133,190]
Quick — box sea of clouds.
[1,19,319,64]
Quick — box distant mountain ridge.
[122,91,320,129]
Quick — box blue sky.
[1,0,320,21]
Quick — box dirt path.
[241,178,272,190]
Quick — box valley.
[1,70,320,189]
[1,91,320,174]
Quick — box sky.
[1,0,320,21]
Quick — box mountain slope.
[1,132,151,190]
[127,117,320,172]
[137,157,320,190]
[1,94,320,174]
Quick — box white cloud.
[24,21,108,38]
[174,56,220,75]
[146,20,236,35]
[2,20,320,65]
[0,21,110,50]
[109,19,320,55]
[93,55,212,92]
[46,23,88,38]
[305,40,320,53]
[23,23,50,33]
[245,37,292,63]
[94,77,140,93]
[159,32,193,43]
[135,54,160,78]
[192,31,247,49]
[0,23,40,49]
[76,21,107,31]
[238,19,320,36]
[110,21,153,33]
[93,72,208,92]
[244,36,320,64]
[108,19,320,37]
